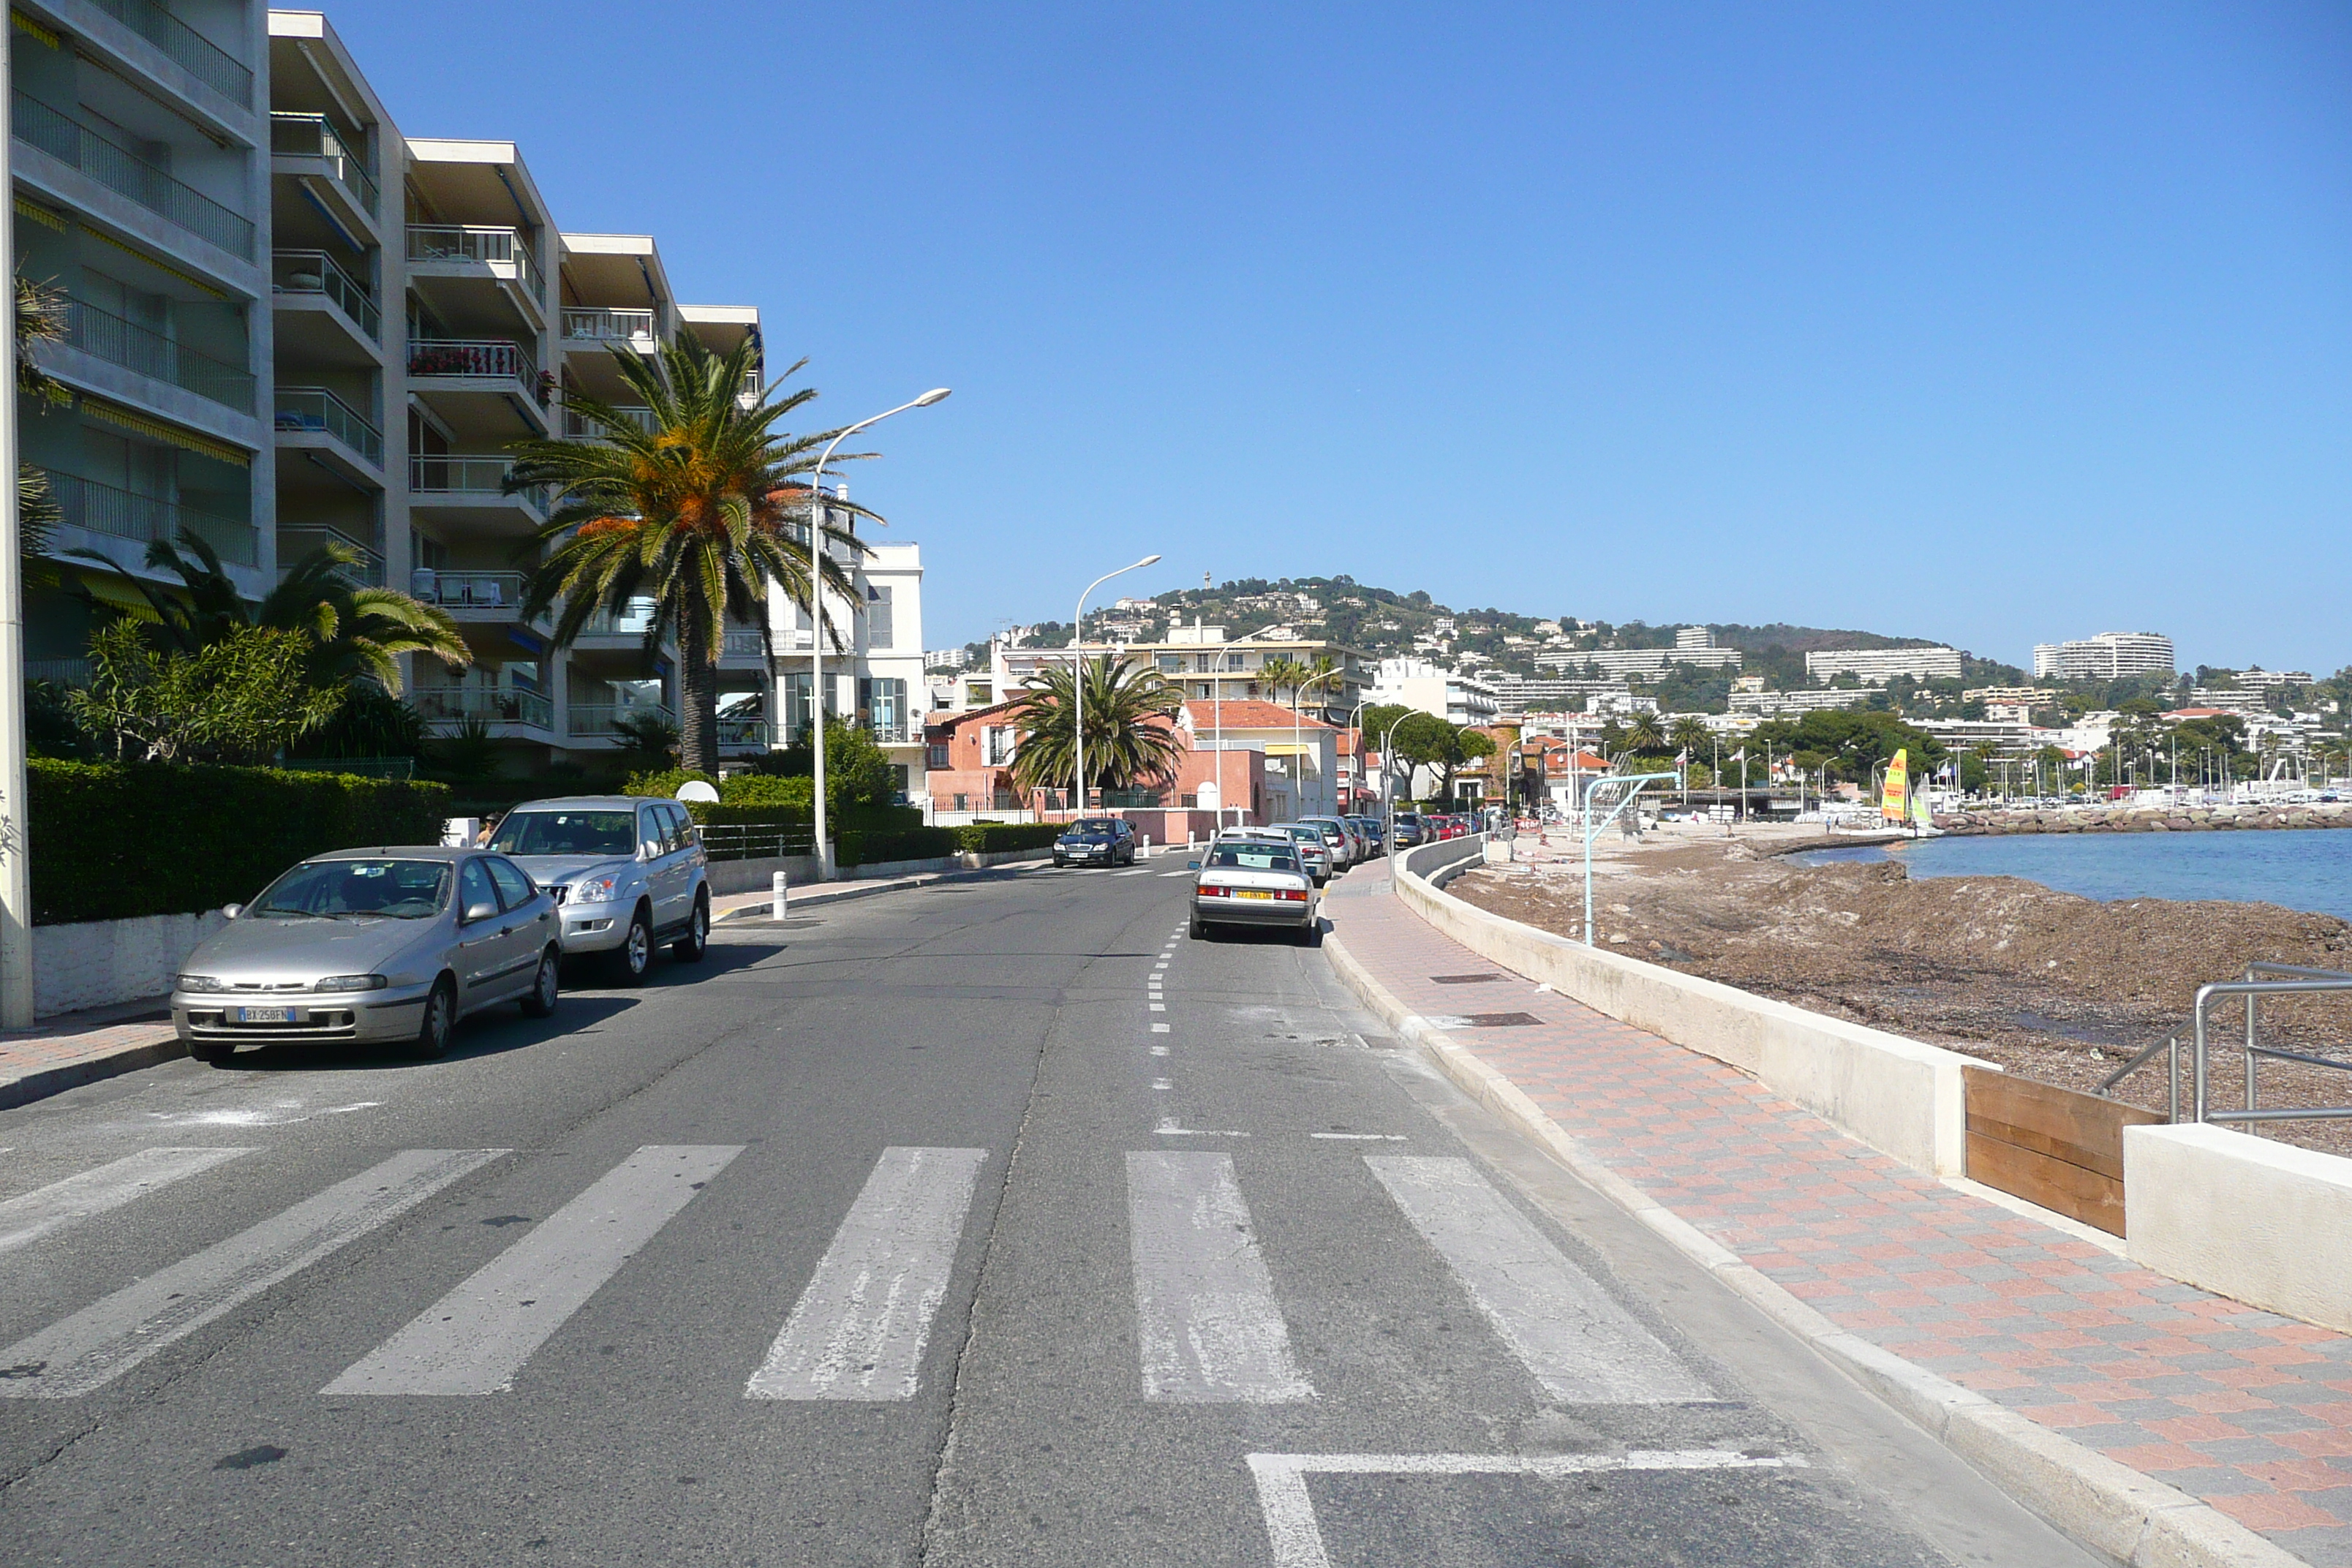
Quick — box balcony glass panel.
[408,454,548,512]
[721,628,765,657]
[568,702,676,738]
[582,599,661,636]
[717,717,770,748]
[562,405,656,439]
[90,0,253,105]
[415,570,527,610]
[268,113,377,217]
[405,225,536,297]
[408,339,543,401]
[414,687,553,729]
[14,94,255,257]
[274,386,382,464]
[45,467,254,564]
[562,308,655,342]
[277,526,383,586]
[64,296,253,412]
[272,251,379,339]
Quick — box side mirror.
[1186,861,1200,870]
[222,903,241,920]
[464,900,499,924]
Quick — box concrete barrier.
[34,910,230,1019]
[1388,836,1992,1177]
[2124,1123,2352,1335]
[704,845,1049,897]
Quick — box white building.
[1534,645,1742,676]
[2032,632,2176,682]
[2235,668,2313,690]
[1803,647,1964,685]
[1368,657,1499,726]
[1727,688,1875,716]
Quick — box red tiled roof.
[1183,701,1336,730]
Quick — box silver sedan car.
[171,846,562,1063]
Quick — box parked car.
[1346,815,1387,857]
[1187,833,1319,944]
[1296,815,1357,872]
[172,847,562,1063]
[1054,816,1138,867]
[486,796,710,984]
[1391,813,1430,848]
[1273,823,1334,883]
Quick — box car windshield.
[1207,846,1300,871]
[489,810,637,857]
[1068,819,1118,834]
[252,859,451,920]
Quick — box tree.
[1621,712,1665,756]
[1256,656,1308,704]
[1007,654,1186,800]
[1669,717,1711,760]
[15,274,69,564]
[512,337,872,775]
[69,622,341,764]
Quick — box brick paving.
[1323,867,2352,1565]
[0,1017,182,1109]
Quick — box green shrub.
[953,821,1062,855]
[837,826,958,867]
[624,767,715,798]
[30,759,451,924]
[717,773,812,810]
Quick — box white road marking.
[325,1145,741,1395]
[1155,1120,1249,1137]
[0,1149,504,1399]
[1114,868,1151,877]
[1149,1003,1166,1011]
[0,1147,253,1255]
[1365,1156,1711,1403]
[1150,1024,1170,1033]
[1125,1151,1310,1403]
[1308,1133,1406,1142]
[1153,1079,1173,1090]
[1151,1046,1170,1056]
[746,1147,986,1401]
[1247,1450,1807,1568]
[1160,870,1193,878]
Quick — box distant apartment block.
[1727,688,1875,716]
[2032,632,2176,682]
[1673,626,1714,649]
[2234,668,2313,690]
[1488,674,1637,712]
[1533,645,1741,676]
[1962,685,2056,706]
[1368,657,1497,727]
[1803,646,1963,685]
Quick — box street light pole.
[0,38,28,1030]
[805,388,949,881]
[1292,666,1341,818]
[1069,553,1161,820]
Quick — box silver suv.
[486,796,710,984]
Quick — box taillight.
[1277,889,1309,902]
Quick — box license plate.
[234,1006,293,1023]
[1236,889,1275,900]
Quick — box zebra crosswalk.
[0,1142,1708,1409]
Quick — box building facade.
[1802,646,1964,685]
[2032,632,2176,682]
[1367,657,1498,726]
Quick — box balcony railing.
[562,308,656,343]
[14,94,255,258]
[269,113,377,217]
[64,296,253,412]
[406,225,536,296]
[26,657,93,688]
[717,717,771,749]
[415,570,527,611]
[414,687,554,729]
[91,0,252,105]
[274,386,383,465]
[45,468,254,564]
[562,404,656,440]
[408,339,544,402]
[409,454,548,512]
[568,703,676,739]
[277,526,383,586]
[721,628,766,658]
[272,250,379,339]
[582,600,661,637]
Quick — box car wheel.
[412,976,457,1060]
[520,946,560,1018]
[608,905,654,986]
[1297,921,1323,949]
[1188,913,1208,940]
[187,1038,232,1066]
[673,894,709,962]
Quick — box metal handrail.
[562,308,656,342]
[14,94,255,257]
[408,337,542,395]
[269,113,378,215]
[63,296,254,411]
[274,386,384,464]
[91,0,253,104]
[2191,966,2352,1124]
[45,467,255,564]
[273,250,380,339]
[406,225,536,295]
[408,454,548,511]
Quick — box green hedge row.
[953,821,1062,854]
[31,759,452,925]
[838,826,959,867]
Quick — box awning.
[72,570,164,623]
[80,397,251,466]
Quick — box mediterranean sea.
[1796,829,2352,922]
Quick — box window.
[489,810,634,856]
[867,585,894,649]
[927,743,950,769]
[984,726,1015,766]
[638,807,668,855]
[484,857,535,910]
[458,858,499,919]
[1158,655,1183,673]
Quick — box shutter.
[867,586,893,649]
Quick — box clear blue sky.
[328,0,2350,675]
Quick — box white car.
[486,796,710,984]
[1188,833,1319,944]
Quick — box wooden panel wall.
[1963,1066,2165,1237]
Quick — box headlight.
[314,974,388,992]
[569,873,623,903]
[176,974,225,992]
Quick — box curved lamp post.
[1291,666,1343,818]
[1068,553,1162,819]
[807,388,949,880]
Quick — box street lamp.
[1292,666,1342,818]
[1069,553,1162,820]
[806,388,949,881]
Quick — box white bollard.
[771,870,788,921]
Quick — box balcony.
[562,308,657,346]
[277,526,383,586]
[90,0,253,105]
[14,94,255,259]
[718,716,771,750]
[568,703,676,739]
[26,657,92,688]
[408,455,549,533]
[415,570,529,614]
[414,687,554,731]
[62,296,254,412]
[269,113,377,222]
[562,404,655,440]
[722,628,766,660]
[274,385,383,470]
[272,250,380,342]
[45,468,254,565]
[405,225,540,333]
[580,600,663,641]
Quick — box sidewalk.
[1322,867,2352,1568]
[0,1007,181,1111]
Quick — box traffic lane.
[0,863,1179,1564]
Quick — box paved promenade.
[1323,865,2352,1567]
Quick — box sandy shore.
[1448,821,2352,1156]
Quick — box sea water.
[1795,831,2352,921]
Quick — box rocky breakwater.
[1938,802,2352,834]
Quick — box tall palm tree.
[510,336,870,774]
[1623,712,1665,755]
[72,528,467,690]
[1007,654,1186,802]
[1669,716,1709,759]
[16,274,69,561]
[1256,655,1307,705]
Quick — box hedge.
[837,826,959,867]
[31,759,452,925]
[953,821,1062,854]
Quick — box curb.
[1322,924,2307,1568]
[714,856,1055,923]
[0,1030,186,1112]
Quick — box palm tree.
[72,528,467,690]
[1623,712,1665,756]
[1669,717,1709,759]
[15,274,69,561]
[1007,654,1186,803]
[510,336,871,774]
[1256,655,1307,705]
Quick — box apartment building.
[1532,644,1742,676]
[2032,631,2176,682]
[16,7,921,783]
[1366,656,1498,726]
[1803,645,1963,685]
[1726,687,1875,716]
[965,623,1373,725]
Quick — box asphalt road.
[0,858,2103,1567]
